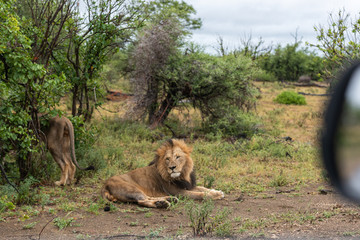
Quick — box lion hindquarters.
[46,116,78,186]
[102,177,173,208]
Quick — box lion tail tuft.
[85,165,95,171]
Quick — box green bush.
[274,91,306,105]
[0,177,39,205]
[185,198,214,236]
[0,196,16,213]
[253,71,278,82]
[258,43,323,82]
[203,108,262,139]
[184,198,232,236]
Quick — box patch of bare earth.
[1,183,360,239]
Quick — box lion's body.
[44,116,93,186]
[101,139,224,208]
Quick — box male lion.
[101,139,224,208]
[44,116,94,186]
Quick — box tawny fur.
[44,116,94,186]
[101,139,224,208]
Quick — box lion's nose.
[169,166,176,171]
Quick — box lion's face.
[164,146,188,178]
[154,139,194,182]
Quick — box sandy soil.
[1,183,360,240]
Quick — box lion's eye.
[176,156,180,160]
[165,158,170,163]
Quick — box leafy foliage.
[0,177,39,205]
[0,0,69,165]
[202,109,261,139]
[0,196,16,213]
[145,0,202,31]
[1,0,143,180]
[53,216,75,230]
[129,1,259,130]
[253,71,278,82]
[15,177,39,205]
[310,9,360,85]
[130,20,261,138]
[259,42,323,82]
[51,0,143,120]
[274,91,307,105]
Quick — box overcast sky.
[186,0,360,54]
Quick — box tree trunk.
[147,77,159,124]
[17,152,32,181]
[84,84,93,122]
[72,84,78,117]
[78,86,84,116]
[150,92,177,127]
[148,101,159,125]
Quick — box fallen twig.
[298,91,331,97]
[38,216,57,240]
[291,82,328,88]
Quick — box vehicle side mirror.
[322,62,360,202]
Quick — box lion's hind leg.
[102,178,171,208]
[48,149,67,186]
[64,151,76,185]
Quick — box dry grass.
[88,82,328,193]
[255,82,328,144]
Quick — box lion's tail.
[65,118,95,171]
[101,185,107,199]
[101,185,114,211]
[101,184,114,201]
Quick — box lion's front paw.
[166,196,178,204]
[155,200,170,208]
[208,189,225,200]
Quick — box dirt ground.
[1,183,360,240]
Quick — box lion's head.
[150,139,195,187]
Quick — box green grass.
[23,221,37,229]
[147,227,164,237]
[129,220,138,226]
[234,208,340,236]
[53,216,75,230]
[343,231,360,237]
[184,197,233,237]
[144,211,153,218]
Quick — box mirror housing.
[322,61,360,202]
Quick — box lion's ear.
[148,154,159,166]
[182,145,192,155]
[176,139,192,154]
[187,146,193,153]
